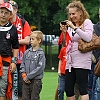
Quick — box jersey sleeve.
[23,21,31,38]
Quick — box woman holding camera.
[63,1,93,100]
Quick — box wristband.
[22,73,27,78]
[11,57,17,64]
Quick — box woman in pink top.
[63,1,93,100]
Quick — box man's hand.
[10,63,16,73]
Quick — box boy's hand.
[25,80,31,84]
[58,70,61,76]
[23,77,31,84]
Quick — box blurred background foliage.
[15,0,100,36]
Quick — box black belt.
[2,60,10,66]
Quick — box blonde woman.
[63,1,93,100]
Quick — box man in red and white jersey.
[8,0,31,99]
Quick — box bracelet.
[74,27,78,31]
[11,57,17,64]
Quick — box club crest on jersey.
[6,32,10,39]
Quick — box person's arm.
[10,49,19,73]
[19,21,31,45]
[58,59,62,76]
[66,19,93,42]
[19,36,30,45]
[20,51,26,73]
[20,50,31,84]
[11,26,19,73]
[22,72,31,84]
[58,48,63,76]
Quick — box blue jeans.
[88,62,95,100]
[92,76,100,100]
[58,74,65,100]
[88,62,100,100]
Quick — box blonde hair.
[30,31,43,44]
[66,0,90,25]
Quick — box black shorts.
[65,68,89,97]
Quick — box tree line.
[15,0,100,36]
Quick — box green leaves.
[14,0,100,35]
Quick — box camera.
[61,21,66,25]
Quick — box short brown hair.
[30,31,43,44]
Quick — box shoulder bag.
[78,32,100,53]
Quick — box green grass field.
[41,45,59,54]
[40,72,58,100]
[40,72,80,100]
[40,71,67,100]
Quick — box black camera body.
[61,21,66,25]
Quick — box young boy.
[0,2,19,100]
[20,31,46,100]
[58,46,66,100]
